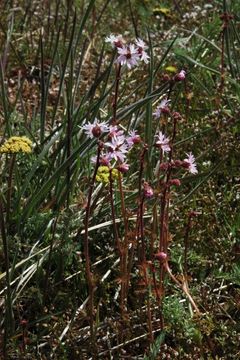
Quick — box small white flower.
[135,38,150,64]
[116,44,140,69]
[155,131,171,153]
[81,118,109,139]
[105,34,124,48]
[184,152,198,174]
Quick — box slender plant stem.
[6,153,16,225]
[83,143,101,356]
[184,214,192,276]
[118,172,128,309]
[164,261,201,314]
[0,195,14,357]
[111,64,121,125]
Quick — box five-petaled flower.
[155,131,171,154]
[184,152,198,174]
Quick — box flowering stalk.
[83,143,102,354]
[136,145,148,262]
[111,63,122,125]
[117,171,129,310]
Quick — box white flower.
[135,38,150,64]
[81,118,109,139]
[116,44,140,69]
[155,131,171,153]
[105,135,128,162]
[105,34,124,48]
[184,152,198,174]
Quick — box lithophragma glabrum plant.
[80,33,201,353]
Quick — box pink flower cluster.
[81,119,141,171]
[105,34,150,69]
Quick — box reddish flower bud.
[171,160,182,168]
[160,162,170,170]
[117,163,129,173]
[182,160,190,169]
[174,70,186,81]
[143,182,154,198]
[172,111,182,120]
[99,156,110,166]
[169,178,181,186]
[20,319,28,326]
[154,251,167,262]
[162,74,171,82]
[161,106,171,114]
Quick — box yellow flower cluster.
[0,136,32,154]
[96,166,118,184]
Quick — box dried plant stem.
[83,144,101,357]
[164,261,201,314]
[118,172,128,310]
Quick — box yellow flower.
[153,7,171,17]
[96,166,118,184]
[0,136,32,154]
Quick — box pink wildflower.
[81,118,109,139]
[105,135,128,162]
[108,125,124,138]
[135,38,150,64]
[91,153,111,166]
[184,152,198,174]
[126,130,141,147]
[155,131,171,154]
[175,69,186,81]
[153,98,171,118]
[105,34,124,48]
[116,44,140,69]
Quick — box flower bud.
[162,74,171,82]
[117,163,129,173]
[160,162,170,170]
[174,70,186,81]
[172,111,182,120]
[169,178,181,186]
[143,182,154,198]
[182,160,190,169]
[99,156,110,166]
[154,251,167,262]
